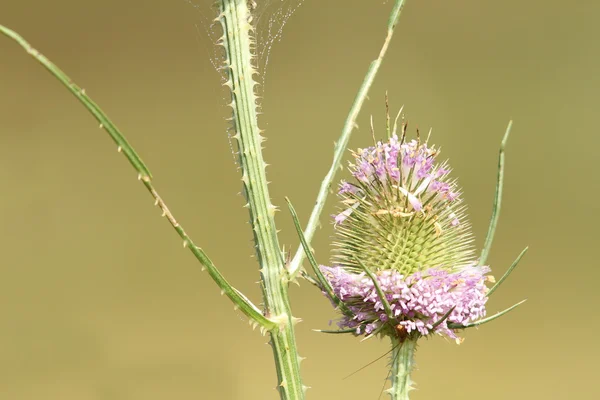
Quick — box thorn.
[117,146,122,153]
[220,289,225,296]
[161,209,166,217]
[154,199,159,206]
[99,123,104,129]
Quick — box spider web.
[187,0,303,92]
[186,0,304,163]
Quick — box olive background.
[0,1,597,399]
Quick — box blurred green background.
[1,0,597,399]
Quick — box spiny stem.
[141,180,275,330]
[0,25,151,179]
[388,336,417,400]
[0,23,274,331]
[218,1,304,398]
[288,0,408,279]
[480,120,513,266]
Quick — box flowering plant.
[1,0,525,399]
[287,121,526,398]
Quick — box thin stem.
[388,336,417,400]
[0,25,151,179]
[0,23,275,331]
[288,0,408,278]
[218,1,304,398]
[313,327,358,334]
[480,120,513,265]
[286,198,353,317]
[142,180,275,330]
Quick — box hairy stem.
[289,0,408,278]
[388,336,417,400]
[218,1,304,398]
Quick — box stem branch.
[0,23,274,330]
[289,0,408,278]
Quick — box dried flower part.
[325,134,490,340]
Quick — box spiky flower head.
[321,133,491,341]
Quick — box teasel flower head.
[321,133,491,342]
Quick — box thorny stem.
[288,0,408,279]
[388,336,417,400]
[0,23,275,331]
[218,1,304,398]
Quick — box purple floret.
[335,137,459,225]
[320,265,490,340]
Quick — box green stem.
[218,1,304,399]
[0,23,275,331]
[286,198,353,317]
[388,336,417,400]
[288,0,408,279]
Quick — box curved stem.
[388,336,417,400]
[0,23,274,330]
[288,0,408,279]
